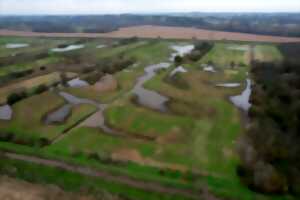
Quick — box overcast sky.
[1,0,300,15]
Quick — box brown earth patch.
[156,128,183,144]
[0,176,98,200]
[112,148,188,172]
[92,74,118,92]
[1,25,300,43]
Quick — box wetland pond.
[51,44,85,52]
[5,43,29,48]
[67,78,89,88]
[230,79,252,112]
[169,45,194,61]
[0,105,12,120]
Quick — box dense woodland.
[239,43,300,196]
[1,14,300,37]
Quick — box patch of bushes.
[174,55,183,66]
[184,42,214,62]
[7,90,27,105]
[33,84,49,95]
[83,71,104,85]
[118,37,139,46]
[96,56,135,75]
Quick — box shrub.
[7,90,27,105]
[39,66,46,71]
[36,138,51,147]
[174,55,183,65]
[33,84,49,94]
[83,71,104,85]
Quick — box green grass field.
[0,38,292,200]
[254,44,283,62]
[0,91,97,141]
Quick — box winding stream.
[132,63,171,112]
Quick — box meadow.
[0,36,294,200]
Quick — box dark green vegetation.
[0,35,297,200]
[239,44,300,195]
[1,13,300,37]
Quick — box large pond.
[230,79,252,112]
[0,105,12,120]
[5,43,29,49]
[51,44,85,52]
[132,63,171,112]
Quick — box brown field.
[0,176,97,200]
[1,25,300,43]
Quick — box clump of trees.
[184,42,213,62]
[118,37,139,46]
[238,59,300,195]
[100,55,135,74]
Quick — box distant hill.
[1,13,300,37]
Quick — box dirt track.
[3,152,202,199]
[1,25,300,43]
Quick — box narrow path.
[3,152,201,199]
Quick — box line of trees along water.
[238,43,300,196]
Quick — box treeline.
[239,44,300,195]
[1,14,300,37]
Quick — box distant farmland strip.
[1,25,300,43]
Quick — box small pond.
[68,78,89,88]
[0,105,12,120]
[230,79,252,111]
[5,43,29,49]
[51,44,85,52]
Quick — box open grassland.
[254,44,283,62]
[65,40,173,103]
[106,104,195,139]
[200,43,250,68]
[0,37,294,200]
[0,56,63,76]
[0,91,97,141]
[0,37,71,57]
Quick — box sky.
[0,0,300,15]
